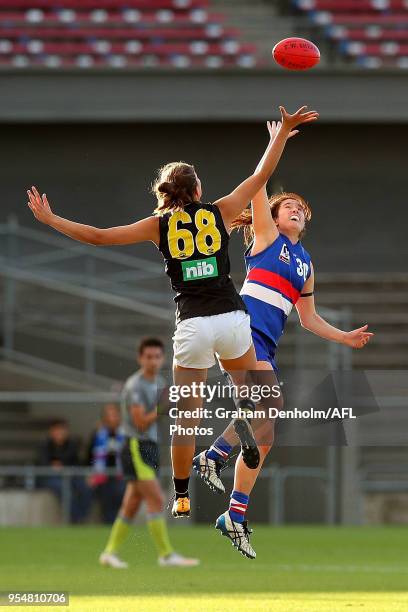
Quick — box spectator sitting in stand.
[37,418,92,524]
[87,404,126,524]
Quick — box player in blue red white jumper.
[194,118,374,559]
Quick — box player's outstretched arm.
[215,105,319,229]
[250,120,300,255]
[295,266,374,349]
[27,186,159,246]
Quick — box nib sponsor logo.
[182,257,219,281]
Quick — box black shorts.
[120,438,159,482]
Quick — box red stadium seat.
[0,53,257,69]
[357,55,408,68]
[5,41,255,56]
[296,0,408,12]
[344,41,408,55]
[329,26,408,42]
[2,12,226,27]
[0,1,209,8]
[293,0,408,68]
[0,0,259,69]
[0,27,233,41]
[0,12,233,37]
[316,13,408,25]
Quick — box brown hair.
[152,162,198,215]
[231,192,312,245]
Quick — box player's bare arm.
[215,106,319,229]
[250,117,307,256]
[129,404,158,433]
[296,265,374,349]
[27,186,160,246]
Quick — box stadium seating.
[293,0,408,68]
[0,0,258,69]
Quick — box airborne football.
[273,37,321,71]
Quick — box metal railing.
[0,216,173,382]
[357,464,408,524]
[0,382,342,524]
[0,216,354,383]
[0,463,336,525]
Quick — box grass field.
[1,525,408,611]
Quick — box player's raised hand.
[279,105,319,131]
[267,120,299,141]
[342,324,374,349]
[27,186,53,224]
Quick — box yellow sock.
[104,515,131,555]
[147,514,173,558]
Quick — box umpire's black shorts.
[120,437,159,482]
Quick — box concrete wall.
[2,121,406,273]
[0,70,407,123]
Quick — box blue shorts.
[251,328,278,371]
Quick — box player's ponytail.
[230,208,254,246]
[231,192,312,245]
[152,162,199,215]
